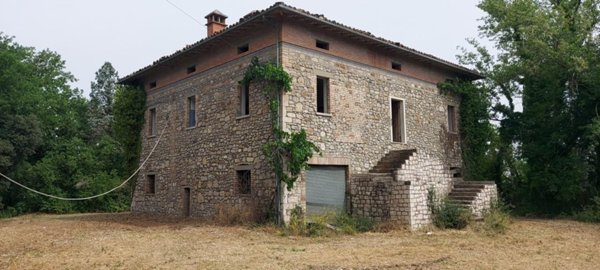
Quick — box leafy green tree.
[89,62,119,138]
[0,34,134,215]
[462,0,600,214]
[113,84,146,194]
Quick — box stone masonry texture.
[131,48,278,218]
[130,9,497,227]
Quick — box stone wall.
[131,47,278,218]
[351,174,410,223]
[281,43,462,172]
[350,150,454,230]
[279,43,462,222]
[469,182,498,219]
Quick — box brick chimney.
[205,10,227,37]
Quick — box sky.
[1,0,488,97]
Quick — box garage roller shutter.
[305,166,346,215]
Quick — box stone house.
[119,2,497,229]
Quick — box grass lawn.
[1,213,598,269]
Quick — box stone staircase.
[447,181,487,207]
[447,168,498,219]
[369,149,417,174]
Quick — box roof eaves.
[119,2,481,84]
[273,4,481,79]
[118,3,284,84]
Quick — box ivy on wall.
[438,79,495,181]
[241,57,320,191]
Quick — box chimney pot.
[205,10,228,37]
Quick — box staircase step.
[370,150,417,173]
[447,195,477,201]
[448,191,479,197]
[451,187,483,192]
[448,200,473,205]
[374,160,408,167]
[453,184,486,189]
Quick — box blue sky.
[1,0,487,97]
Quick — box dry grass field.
[0,213,599,270]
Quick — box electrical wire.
[164,0,204,26]
[0,125,167,201]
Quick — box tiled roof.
[119,2,480,84]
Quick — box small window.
[149,81,157,89]
[240,84,250,116]
[448,105,457,133]
[146,175,156,194]
[392,62,402,71]
[316,77,330,114]
[187,65,196,74]
[149,108,157,136]
[316,40,329,50]
[237,44,249,54]
[187,96,196,128]
[391,99,406,143]
[237,170,251,194]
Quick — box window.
[237,43,249,54]
[391,98,406,143]
[448,105,457,133]
[146,175,156,194]
[240,84,250,116]
[316,40,329,50]
[237,170,251,194]
[187,65,196,74]
[392,62,402,71]
[316,77,329,114]
[149,108,157,136]
[149,81,157,89]
[183,187,191,217]
[187,96,196,128]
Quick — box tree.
[462,0,600,214]
[113,84,146,194]
[0,34,132,215]
[89,62,119,138]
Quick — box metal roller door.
[306,166,346,215]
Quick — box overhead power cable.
[164,0,204,26]
[0,125,167,201]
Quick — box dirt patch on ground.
[1,213,598,269]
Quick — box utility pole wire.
[164,0,204,26]
[0,125,167,201]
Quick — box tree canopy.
[0,34,145,216]
[460,0,600,214]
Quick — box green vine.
[242,57,320,191]
[438,79,495,181]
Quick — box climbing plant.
[241,57,319,191]
[438,79,496,182]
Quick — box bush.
[428,189,472,230]
[432,200,472,229]
[480,201,511,235]
[283,206,374,236]
[575,197,600,223]
[286,206,307,235]
[335,212,374,234]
